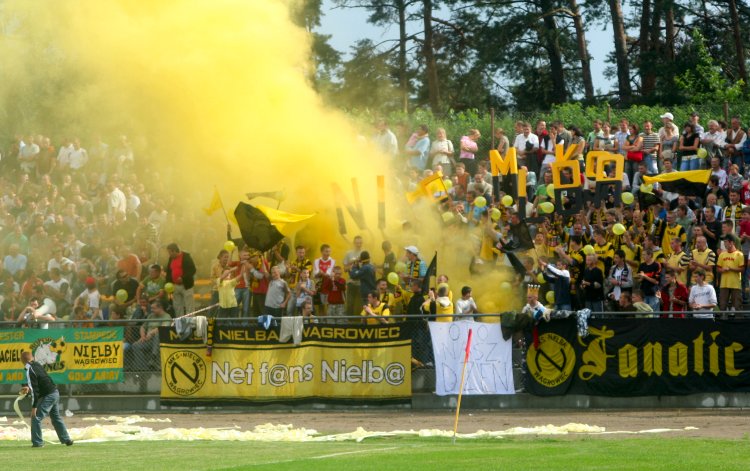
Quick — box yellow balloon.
[537,272,545,284]
[697,148,707,158]
[490,208,501,221]
[223,240,236,252]
[583,244,595,255]
[539,201,554,213]
[115,289,128,303]
[444,179,453,190]
[612,223,626,235]
[501,195,514,207]
[387,272,399,285]
[500,281,511,291]
[164,282,175,294]
[395,261,407,273]
[474,196,487,208]
[546,291,555,304]
[641,183,654,194]
[441,211,455,223]
[546,183,555,198]
[621,192,634,205]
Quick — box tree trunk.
[665,0,675,61]
[422,0,440,112]
[397,0,409,112]
[639,0,656,97]
[539,0,566,103]
[568,0,593,102]
[728,0,748,85]
[608,0,632,102]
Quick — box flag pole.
[452,328,473,444]
[216,185,230,226]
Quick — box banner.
[525,319,750,396]
[429,321,515,395]
[0,328,124,384]
[159,322,412,404]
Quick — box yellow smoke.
[0,0,518,313]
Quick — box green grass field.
[1,436,748,470]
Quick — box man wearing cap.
[19,350,73,447]
[717,234,744,315]
[658,112,679,141]
[403,245,427,285]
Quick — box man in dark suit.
[20,351,73,447]
[165,242,197,317]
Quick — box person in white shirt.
[107,181,127,218]
[513,122,539,169]
[373,120,398,158]
[700,120,726,159]
[68,138,88,171]
[688,269,716,319]
[429,127,455,175]
[658,112,680,141]
[454,286,479,317]
[57,139,74,170]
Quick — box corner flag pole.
[452,328,473,444]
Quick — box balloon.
[115,289,128,303]
[621,192,634,205]
[474,196,487,208]
[501,195,514,207]
[537,273,545,284]
[546,183,555,198]
[583,245,595,255]
[164,282,175,294]
[612,223,626,235]
[697,148,707,158]
[444,179,453,190]
[500,281,511,291]
[546,291,555,304]
[395,261,407,273]
[223,240,236,252]
[539,201,554,214]
[641,183,654,194]
[387,272,400,286]
[441,211,455,224]
[490,208,501,221]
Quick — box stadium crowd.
[1,111,749,348]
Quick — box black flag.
[421,252,437,294]
[233,202,284,252]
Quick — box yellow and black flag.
[643,169,711,197]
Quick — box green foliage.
[675,30,746,105]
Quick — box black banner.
[525,318,750,396]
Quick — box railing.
[1,310,747,397]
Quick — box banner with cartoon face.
[0,328,123,383]
[525,318,750,396]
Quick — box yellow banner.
[0,328,124,383]
[159,324,412,403]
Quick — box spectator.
[165,243,196,317]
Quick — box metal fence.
[1,310,747,397]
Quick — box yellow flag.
[256,205,315,234]
[203,189,223,216]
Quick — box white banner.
[428,320,515,396]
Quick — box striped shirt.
[640,132,660,158]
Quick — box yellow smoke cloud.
[0,0,518,313]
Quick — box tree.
[608,0,632,104]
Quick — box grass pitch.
[1,436,748,470]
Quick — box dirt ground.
[61,409,750,439]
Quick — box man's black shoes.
[63,439,74,446]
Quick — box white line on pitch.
[311,446,400,460]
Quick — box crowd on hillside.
[1,110,749,345]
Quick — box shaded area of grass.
[1,436,748,471]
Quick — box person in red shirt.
[165,243,197,317]
[658,269,689,318]
[321,265,346,324]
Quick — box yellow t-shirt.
[218,278,238,308]
[690,249,716,284]
[360,303,391,325]
[666,252,690,285]
[594,242,614,273]
[718,250,744,289]
[661,224,686,256]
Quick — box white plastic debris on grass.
[0,416,698,443]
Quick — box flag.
[255,205,315,234]
[643,169,710,197]
[421,252,437,294]
[233,202,284,252]
[638,186,663,209]
[406,173,449,204]
[503,221,534,253]
[246,190,286,202]
[203,189,224,216]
